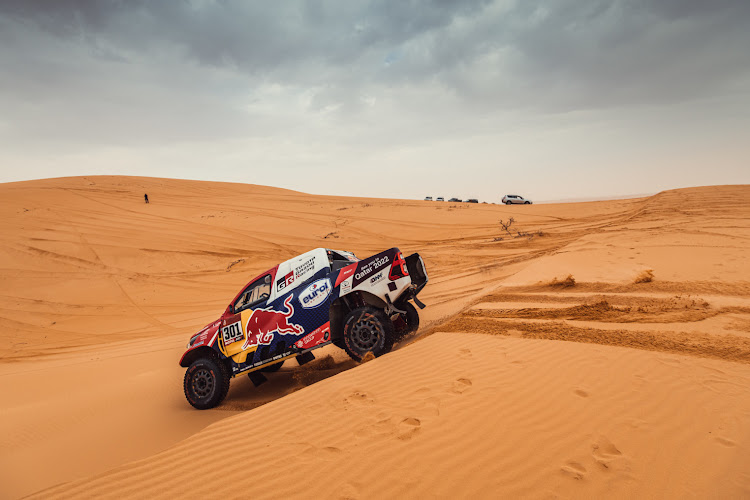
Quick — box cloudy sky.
[1,1,748,202]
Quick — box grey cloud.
[4,0,749,113]
[1,0,749,161]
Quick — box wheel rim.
[350,315,382,352]
[192,368,215,399]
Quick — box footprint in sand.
[343,390,374,409]
[657,357,682,367]
[338,482,359,500]
[592,437,623,469]
[574,388,589,398]
[413,396,441,417]
[300,444,343,459]
[398,417,422,441]
[459,348,472,359]
[451,377,473,394]
[560,461,587,480]
[714,436,736,447]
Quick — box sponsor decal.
[192,330,213,348]
[340,279,352,295]
[221,320,243,345]
[370,272,384,285]
[352,251,392,287]
[355,255,390,281]
[335,263,357,287]
[243,294,304,350]
[294,257,315,278]
[276,271,294,291]
[299,278,331,309]
[294,322,331,350]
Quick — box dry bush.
[549,274,576,288]
[634,269,655,284]
[497,218,544,241]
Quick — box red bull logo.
[243,294,304,350]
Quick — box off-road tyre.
[184,357,231,410]
[505,201,512,205]
[342,306,395,362]
[260,361,284,372]
[394,302,420,341]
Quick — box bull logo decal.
[243,294,303,350]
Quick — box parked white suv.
[502,195,532,205]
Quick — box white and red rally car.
[180,247,428,409]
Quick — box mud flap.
[413,295,427,310]
[296,351,316,365]
[248,371,268,387]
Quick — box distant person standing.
[144,193,149,204]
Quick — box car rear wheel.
[342,306,395,361]
[506,201,512,205]
[184,357,231,410]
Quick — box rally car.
[180,247,428,409]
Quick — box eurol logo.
[300,278,331,309]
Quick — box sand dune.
[1,177,749,498]
[29,334,750,499]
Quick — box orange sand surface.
[1,176,749,498]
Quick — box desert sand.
[1,176,749,499]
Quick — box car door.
[219,273,274,362]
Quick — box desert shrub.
[634,269,655,284]
[549,274,576,288]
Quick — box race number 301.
[222,321,243,344]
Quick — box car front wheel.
[342,306,395,361]
[184,357,231,410]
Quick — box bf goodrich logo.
[300,279,331,309]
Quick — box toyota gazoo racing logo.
[243,294,304,349]
[299,278,331,309]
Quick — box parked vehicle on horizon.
[502,195,532,205]
[466,199,479,203]
[424,196,433,201]
[436,197,444,202]
[448,197,462,202]
[180,247,428,409]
